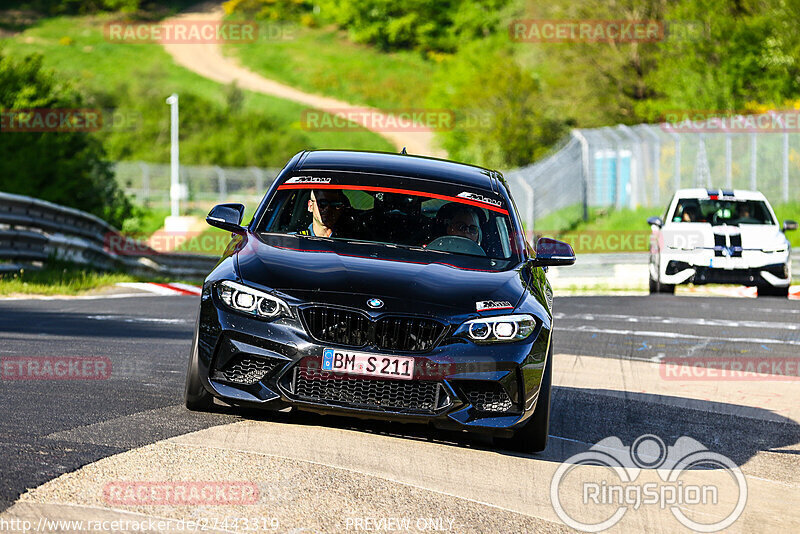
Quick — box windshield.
[671,198,775,226]
[257,178,518,260]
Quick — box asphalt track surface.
[0,293,798,530]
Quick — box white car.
[648,188,796,297]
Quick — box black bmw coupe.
[185,150,575,452]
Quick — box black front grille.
[292,366,446,413]
[212,356,280,385]
[301,307,444,352]
[303,307,370,347]
[374,316,443,352]
[461,382,514,413]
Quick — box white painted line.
[0,293,157,301]
[85,315,189,324]
[555,312,800,331]
[570,325,800,346]
[115,282,182,295]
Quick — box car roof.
[673,188,767,201]
[291,150,502,191]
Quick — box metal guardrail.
[0,192,218,279]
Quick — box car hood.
[235,234,526,315]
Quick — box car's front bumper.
[193,286,551,437]
[656,249,791,287]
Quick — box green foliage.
[10,0,142,15]
[226,0,514,53]
[428,41,571,168]
[0,51,134,228]
[90,77,309,167]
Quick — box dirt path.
[161,4,445,157]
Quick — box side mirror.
[647,216,663,228]
[206,203,246,234]
[783,220,798,232]
[531,237,576,267]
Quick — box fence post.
[618,125,643,209]
[725,133,732,189]
[515,175,535,240]
[749,132,757,190]
[138,162,150,206]
[670,132,681,190]
[783,132,790,203]
[638,125,661,207]
[215,166,227,202]
[251,167,264,196]
[602,127,624,209]
[571,130,590,221]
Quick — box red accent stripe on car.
[277,183,509,214]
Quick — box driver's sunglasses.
[312,199,344,209]
[452,222,479,235]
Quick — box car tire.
[649,274,675,295]
[659,282,676,294]
[184,332,214,412]
[757,285,790,298]
[499,344,553,454]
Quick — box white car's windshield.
[672,199,775,226]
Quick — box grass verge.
[0,14,394,164]
[223,21,435,111]
[0,264,192,296]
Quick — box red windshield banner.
[276,183,509,214]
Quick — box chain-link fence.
[508,112,800,233]
[114,161,281,212]
[116,111,800,228]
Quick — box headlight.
[216,281,291,320]
[455,314,537,343]
[761,247,787,253]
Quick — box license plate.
[321,348,414,380]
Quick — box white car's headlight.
[455,314,537,343]
[761,246,787,253]
[216,281,291,320]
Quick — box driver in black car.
[299,189,349,237]
[437,203,482,244]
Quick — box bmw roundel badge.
[367,298,384,309]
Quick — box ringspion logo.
[551,434,747,532]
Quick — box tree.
[0,52,134,228]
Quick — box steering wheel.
[427,236,486,256]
